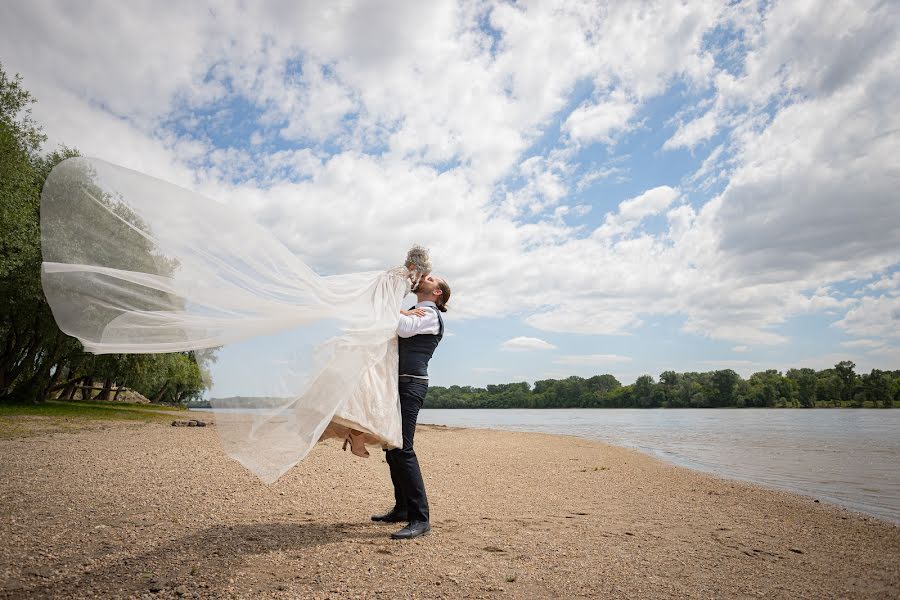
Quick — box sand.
[0,416,897,599]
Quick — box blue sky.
[2,1,898,395]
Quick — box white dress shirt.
[397,300,441,338]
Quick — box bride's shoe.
[343,430,370,458]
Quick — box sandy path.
[0,418,897,599]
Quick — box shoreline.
[414,407,900,526]
[199,406,899,526]
[416,417,900,527]
[419,423,900,528]
[1,416,898,598]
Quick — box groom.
[372,273,450,539]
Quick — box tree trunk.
[49,375,82,394]
[48,362,66,388]
[82,377,95,401]
[0,326,19,395]
[65,377,84,401]
[151,382,169,404]
[112,385,124,402]
[62,378,78,401]
[98,379,114,401]
[4,335,42,395]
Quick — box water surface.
[419,408,900,524]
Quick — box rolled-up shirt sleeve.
[397,310,440,338]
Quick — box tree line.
[1,64,214,404]
[426,362,899,409]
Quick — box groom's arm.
[397,310,440,338]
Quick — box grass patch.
[0,400,187,419]
[0,400,192,439]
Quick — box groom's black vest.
[398,307,444,378]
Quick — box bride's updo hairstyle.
[436,279,451,313]
[405,244,432,274]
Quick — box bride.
[39,156,439,483]
[319,246,432,458]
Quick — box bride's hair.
[436,279,451,313]
[405,244,432,274]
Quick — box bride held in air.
[320,245,433,458]
[39,156,446,483]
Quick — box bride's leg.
[347,429,370,458]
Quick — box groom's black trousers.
[385,378,429,523]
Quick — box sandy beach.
[1,415,898,599]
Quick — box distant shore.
[190,401,897,409]
[0,414,897,598]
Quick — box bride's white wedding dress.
[40,157,412,483]
[319,266,410,451]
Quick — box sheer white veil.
[40,157,409,482]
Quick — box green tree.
[424,364,897,410]
[659,370,678,407]
[862,369,891,408]
[632,374,657,408]
[0,64,212,404]
[787,368,817,408]
[816,371,842,407]
[748,370,782,407]
[834,360,857,405]
[711,369,739,407]
[0,63,80,402]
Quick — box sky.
[1,1,898,395]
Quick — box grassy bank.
[0,400,192,439]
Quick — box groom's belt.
[399,374,428,383]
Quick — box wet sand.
[0,416,897,599]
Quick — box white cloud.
[498,155,570,217]
[576,164,627,190]
[663,109,718,150]
[0,0,896,360]
[683,321,789,346]
[834,296,900,340]
[699,360,757,367]
[526,302,643,336]
[563,92,636,145]
[840,339,884,349]
[501,336,557,351]
[593,186,680,239]
[866,272,900,293]
[554,354,632,366]
[618,186,681,222]
[860,345,900,365]
[732,346,749,353]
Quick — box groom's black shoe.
[390,520,431,540]
[371,508,408,523]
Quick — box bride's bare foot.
[342,429,370,458]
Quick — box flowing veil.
[40,157,408,483]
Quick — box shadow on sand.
[7,519,389,598]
